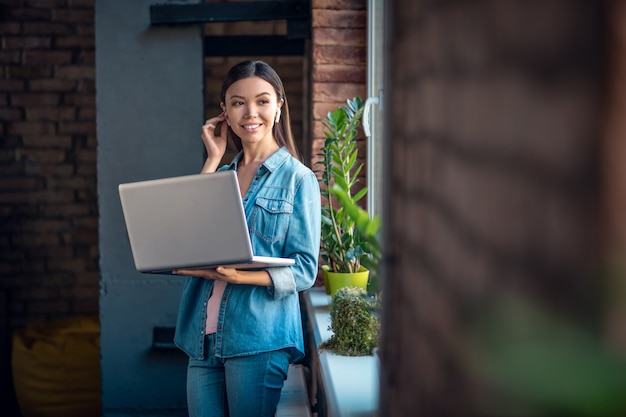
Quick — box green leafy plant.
[316,97,382,275]
[320,286,380,356]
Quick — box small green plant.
[320,286,380,356]
[316,97,381,275]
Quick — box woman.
[172,60,321,417]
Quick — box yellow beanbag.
[12,316,101,417]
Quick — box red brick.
[313,45,366,65]
[20,219,70,233]
[54,36,94,49]
[0,108,24,119]
[0,22,21,35]
[76,23,95,37]
[52,9,94,23]
[56,65,94,79]
[25,163,74,177]
[313,28,366,46]
[76,188,95,202]
[8,121,56,135]
[313,82,366,103]
[47,176,94,190]
[47,258,88,273]
[312,63,366,83]
[22,134,73,148]
[0,79,26,91]
[0,149,18,164]
[23,22,72,35]
[25,107,77,121]
[0,177,44,190]
[313,0,366,10]
[312,120,328,139]
[312,10,366,29]
[76,162,96,176]
[73,216,97,229]
[77,78,95,93]
[79,50,95,65]
[58,121,94,134]
[10,92,61,106]
[0,50,21,64]
[7,64,53,78]
[16,148,66,164]
[11,233,61,247]
[77,107,95,120]
[5,7,51,21]
[3,36,52,49]
[72,231,97,248]
[0,0,26,8]
[44,203,91,217]
[312,101,345,121]
[84,134,96,148]
[3,189,74,204]
[68,0,94,8]
[75,149,96,163]
[29,78,77,91]
[64,93,94,106]
[24,50,73,65]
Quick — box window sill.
[302,287,379,416]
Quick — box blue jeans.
[187,333,290,417]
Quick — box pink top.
[205,280,227,334]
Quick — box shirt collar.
[227,147,289,173]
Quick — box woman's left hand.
[173,267,273,286]
[173,266,238,282]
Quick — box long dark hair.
[220,60,299,159]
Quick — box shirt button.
[217,325,222,330]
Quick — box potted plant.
[320,286,380,356]
[316,97,382,295]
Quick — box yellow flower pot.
[323,265,369,296]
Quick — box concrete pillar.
[96,0,203,414]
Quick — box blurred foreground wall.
[380,1,626,415]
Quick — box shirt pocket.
[250,196,293,242]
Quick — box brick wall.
[0,1,367,328]
[380,1,612,415]
[311,0,367,170]
[0,0,98,330]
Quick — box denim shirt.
[174,147,321,362]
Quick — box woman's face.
[222,76,282,147]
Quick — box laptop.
[118,170,295,274]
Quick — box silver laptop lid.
[119,170,255,273]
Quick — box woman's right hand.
[200,112,228,173]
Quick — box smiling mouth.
[242,124,261,131]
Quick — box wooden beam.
[150,1,309,25]
[203,35,305,56]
